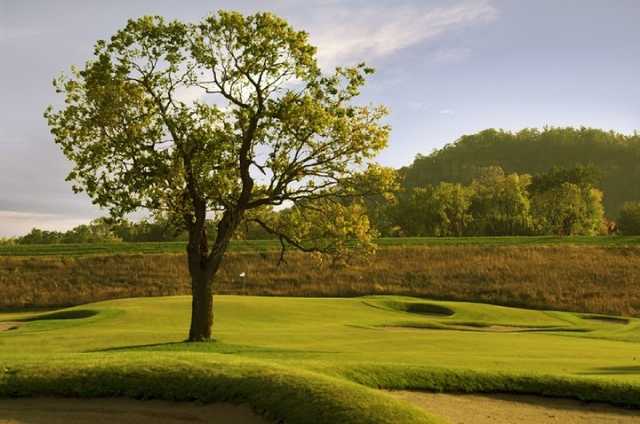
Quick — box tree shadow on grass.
[90,341,340,356]
[578,366,640,375]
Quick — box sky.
[0,0,638,236]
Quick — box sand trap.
[441,325,586,333]
[385,324,583,333]
[0,323,21,332]
[390,391,640,424]
[0,398,269,424]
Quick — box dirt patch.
[0,397,269,424]
[390,391,640,424]
[0,323,22,332]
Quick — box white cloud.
[310,0,498,68]
[0,211,87,238]
[439,109,455,115]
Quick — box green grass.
[1,295,640,423]
[2,235,640,256]
[0,239,275,257]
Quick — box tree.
[394,186,438,236]
[618,201,640,235]
[45,12,393,341]
[359,192,399,237]
[529,165,601,194]
[529,166,605,235]
[468,167,532,235]
[393,182,471,236]
[530,183,604,235]
[18,228,63,244]
[431,182,473,236]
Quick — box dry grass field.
[1,245,638,316]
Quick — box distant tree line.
[9,218,181,245]
[5,126,640,244]
[10,162,639,245]
[3,216,280,245]
[366,165,622,237]
[401,127,640,216]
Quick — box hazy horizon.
[1,0,639,236]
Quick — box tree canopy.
[46,11,395,340]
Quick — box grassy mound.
[0,355,440,424]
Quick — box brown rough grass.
[0,246,638,316]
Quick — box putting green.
[0,295,639,423]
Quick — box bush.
[618,202,640,235]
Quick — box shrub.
[618,201,640,235]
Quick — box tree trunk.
[188,270,214,341]
[185,207,241,342]
[186,216,217,342]
[185,230,232,342]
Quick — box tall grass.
[1,245,639,316]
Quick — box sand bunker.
[0,323,21,332]
[385,324,586,333]
[0,398,269,424]
[391,391,640,424]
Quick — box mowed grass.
[2,235,640,256]
[1,295,640,423]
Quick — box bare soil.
[391,391,640,424]
[0,398,269,424]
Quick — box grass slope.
[1,295,640,423]
[2,236,640,257]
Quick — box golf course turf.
[1,295,639,423]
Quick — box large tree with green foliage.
[45,12,393,341]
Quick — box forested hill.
[401,127,640,216]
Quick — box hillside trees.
[378,166,605,237]
[45,12,394,340]
[468,167,532,235]
[394,183,471,236]
[618,202,640,235]
[400,127,640,215]
[433,182,473,236]
[530,183,604,235]
[18,218,120,244]
[529,166,605,235]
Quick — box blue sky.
[0,0,638,236]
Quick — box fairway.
[1,295,639,423]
